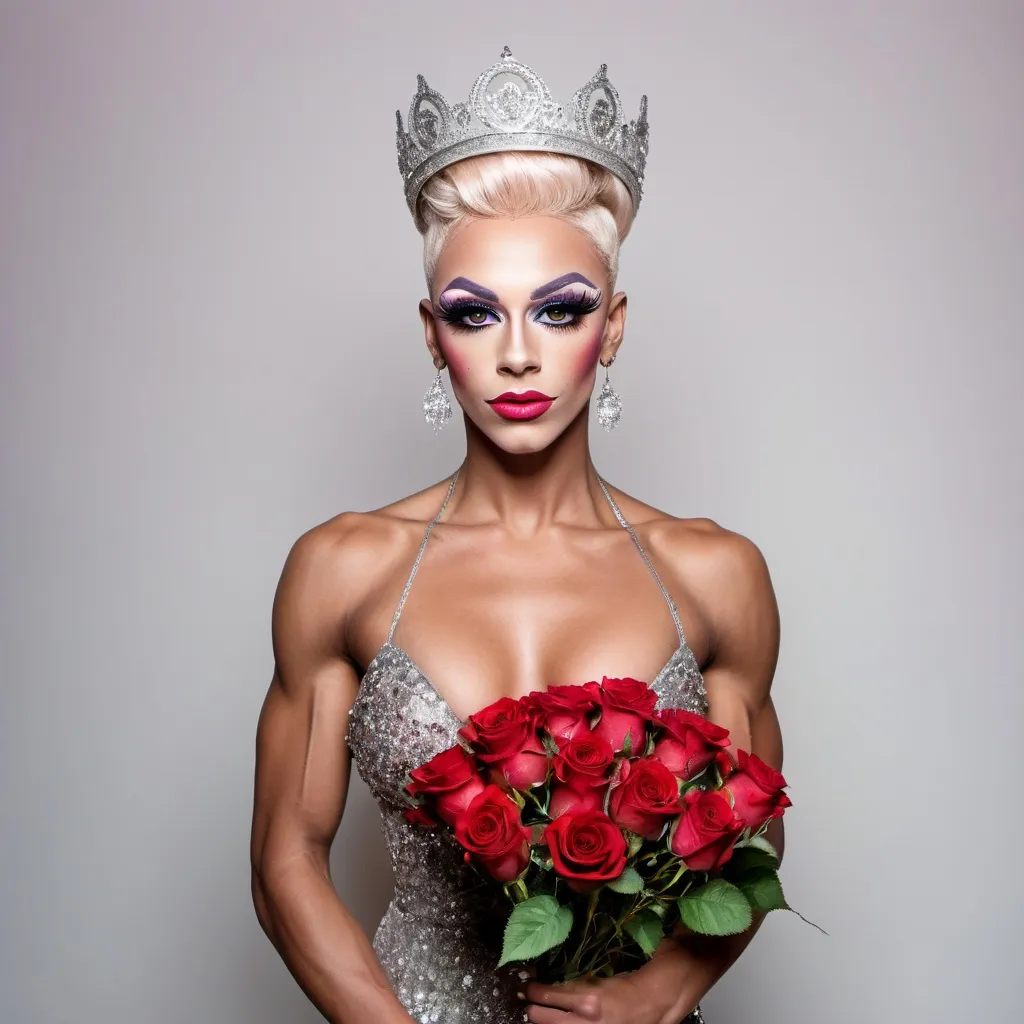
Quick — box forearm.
[253,851,413,1024]
[642,817,786,1024]
[646,909,765,1024]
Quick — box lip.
[486,389,555,421]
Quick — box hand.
[520,968,679,1024]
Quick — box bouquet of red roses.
[402,676,797,982]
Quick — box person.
[250,48,784,1024]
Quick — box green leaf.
[736,867,790,913]
[724,847,779,877]
[607,865,644,894]
[624,908,665,957]
[677,879,753,936]
[622,732,633,756]
[745,834,779,859]
[497,894,574,967]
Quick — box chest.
[355,525,704,712]
[345,641,708,808]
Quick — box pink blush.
[576,332,603,379]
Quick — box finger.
[524,980,584,1013]
[523,1003,574,1024]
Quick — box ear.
[419,299,446,369]
[599,291,627,366]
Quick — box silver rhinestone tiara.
[396,46,650,219]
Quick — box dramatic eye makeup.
[435,272,603,334]
[531,285,602,331]
[435,292,503,331]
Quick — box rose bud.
[651,708,731,780]
[724,750,792,830]
[453,784,532,882]
[608,756,683,840]
[404,744,487,827]
[585,676,658,754]
[544,809,628,893]
[528,684,599,742]
[458,696,549,790]
[669,788,745,871]
[402,805,440,828]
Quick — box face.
[420,216,626,454]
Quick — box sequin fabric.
[344,471,709,1023]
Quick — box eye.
[436,302,502,330]
[536,305,574,326]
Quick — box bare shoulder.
[604,484,778,657]
[606,484,769,579]
[272,476,458,666]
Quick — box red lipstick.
[487,389,555,421]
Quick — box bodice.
[343,467,709,1023]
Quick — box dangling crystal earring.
[595,359,622,431]
[423,366,453,432]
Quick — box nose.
[497,317,540,377]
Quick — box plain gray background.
[2,2,1021,1022]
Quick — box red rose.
[669,788,745,871]
[453,784,532,882]
[585,676,658,754]
[548,734,615,819]
[457,696,549,790]
[404,744,486,827]
[552,734,615,790]
[651,708,731,780]
[724,750,792,829]
[548,782,606,819]
[529,684,599,742]
[544,809,628,893]
[608,757,683,840]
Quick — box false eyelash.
[434,299,501,327]
[533,290,603,330]
[535,286,603,312]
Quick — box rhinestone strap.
[387,466,686,648]
[596,475,687,646]
[387,466,462,644]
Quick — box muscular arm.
[643,526,785,1024]
[250,521,413,1024]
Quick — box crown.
[396,46,650,219]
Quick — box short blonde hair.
[415,151,636,290]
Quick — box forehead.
[432,216,606,295]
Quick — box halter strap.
[596,474,687,646]
[387,465,686,648]
[387,466,462,644]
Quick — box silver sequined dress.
[346,469,709,1023]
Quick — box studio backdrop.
[2,2,1021,1022]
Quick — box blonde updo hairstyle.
[415,151,636,291]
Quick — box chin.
[471,418,564,455]
[494,434,556,455]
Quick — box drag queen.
[251,48,784,1024]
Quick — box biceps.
[702,668,782,770]
[251,667,355,879]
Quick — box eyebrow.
[439,277,499,301]
[530,272,599,300]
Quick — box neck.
[449,404,615,534]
